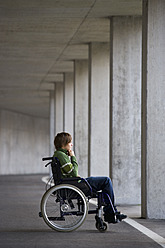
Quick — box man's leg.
[86,176,127,223]
[86,176,115,212]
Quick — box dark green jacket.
[54,148,78,178]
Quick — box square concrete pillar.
[49,90,55,156]
[64,73,74,137]
[142,0,165,219]
[111,17,142,204]
[89,43,110,177]
[55,81,64,134]
[74,60,89,177]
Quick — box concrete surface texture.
[141,0,165,219]
[55,82,64,134]
[89,42,110,177]
[111,16,142,205]
[64,73,74,136]
[49,90,55,157]
[0,174,165,248]
[0,110,49,174]
[74,60,89,178]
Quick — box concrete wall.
[111,17,142,204]
[0,109,49,174]
[142,0,165,219]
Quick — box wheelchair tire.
[96,222,107,232]
[41,184,88,232]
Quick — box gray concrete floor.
[0,175,164,248]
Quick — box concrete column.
[64,73,74,137]
[55,81,64,134]
[49,90,55,157]
[110,17,142,204]
[142,0,165,219]
[89,43,110,177]
[74,60,89,178]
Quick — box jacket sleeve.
[70,156,78,177]
[55,151,78,177]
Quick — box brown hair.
[54,132,72,150]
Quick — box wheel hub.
[61,203,69,212]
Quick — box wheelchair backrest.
[50,157,93,197]
[51,157,62,185]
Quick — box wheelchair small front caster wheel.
[96,221,107,232]
[39,211,42,217]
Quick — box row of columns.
[49,16,142,206]
[48,0,165,219]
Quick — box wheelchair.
[39,156,116,232]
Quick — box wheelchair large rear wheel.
[41,184,88,232]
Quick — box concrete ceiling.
[0,0,142,118]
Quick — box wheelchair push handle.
[42,157,53,161]
[42,157,53,167]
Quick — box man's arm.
[55,151,78,177]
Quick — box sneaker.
[104,212,127,223]
[116,212,127,221]
[104,212,116,224]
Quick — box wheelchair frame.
[39,156,110,232]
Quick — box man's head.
[54,132,72,150]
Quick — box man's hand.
[68,149,75,156]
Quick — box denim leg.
[86,176,116,213]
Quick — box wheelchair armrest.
[61,177,81,182]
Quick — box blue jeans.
[86,176,116,214]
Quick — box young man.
[53,132,127,223]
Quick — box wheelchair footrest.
[48,216,65,221]
[88,210,98,214]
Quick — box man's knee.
[104,177,112,185]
